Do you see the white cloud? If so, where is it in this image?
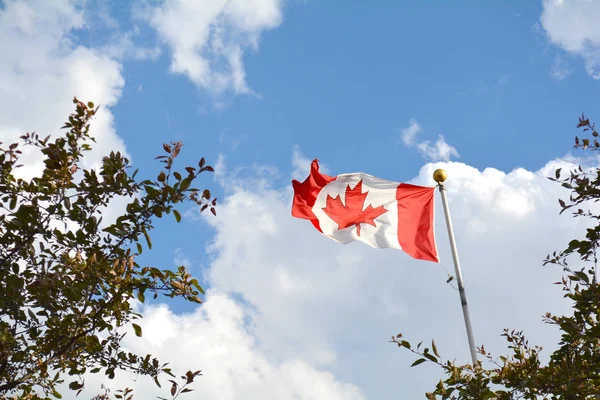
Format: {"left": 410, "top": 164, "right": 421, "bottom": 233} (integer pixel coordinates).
{"left": 541, "top": 0, "right": 600, "bottom": 78}
{"left": 0, "top": 0, "right": 128, "bottom": 180}
{"left": 173, "top": 248, "right": 192, "bottom": 268}
{"left": 76, "top": 291, "right": 366, "bottom": 400}
{"left": 99, "top": 34, "right": 162, "bottom": 62}
{"left": 57, "top": 150, "right": 595, "bottom": 399}
{"left": 400, "top": 119, "right": 421, "bottom": 146}
{"left": 137, "top": 0, "right": 283, "bottom": 95}
{"left": 550, "top": 54, "right": 571, "bottom": 80}
{"left": 192, "top": 153, "right": 586, "bottom": 398}
{"left": 417, "top": 135, "right": 460, "bottom": 161}
{"left": 400, "top": 119, "right": 460, "bottom": 161}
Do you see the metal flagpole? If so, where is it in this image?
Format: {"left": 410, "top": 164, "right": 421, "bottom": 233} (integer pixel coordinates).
{"left": 433, "top": 169, "right": 478, "bottom": 365}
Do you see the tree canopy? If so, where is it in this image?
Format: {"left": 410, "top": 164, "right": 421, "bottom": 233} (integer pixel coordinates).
{"left": 0, "top": 98, "right": 213, "bottom": 399}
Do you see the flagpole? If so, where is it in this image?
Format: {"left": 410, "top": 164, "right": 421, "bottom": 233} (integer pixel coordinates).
{"left": 433, "top": 169, "right": 478, "bottom": 365}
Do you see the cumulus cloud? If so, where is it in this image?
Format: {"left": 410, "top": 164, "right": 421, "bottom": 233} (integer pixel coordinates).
{"left": 0, "top": 0, "right": 128, "bottom": 180}
{"left": 170, "top": 152, "right": 587, "bottom": 398}
{"left": 137, "top": 0, "right": 283, "bottom": 95}
{"left": 400, "top": 119, "right": 460, "bottom": 161}
{"left": 541, "top": 0, "right": 600, "bottom": 78}
{"left": 77, "top": 291, "right": 366, "bottom": 400}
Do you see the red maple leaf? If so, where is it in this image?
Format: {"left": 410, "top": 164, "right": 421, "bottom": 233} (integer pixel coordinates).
{"left": 322, "top": 180, "right": 388, "bottom": 236}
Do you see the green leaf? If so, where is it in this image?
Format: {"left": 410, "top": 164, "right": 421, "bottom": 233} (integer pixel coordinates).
{"left": 410, "top": 358, "right": 426, "bottom": 367}
{"left": 189, "top": 279, "right": 205, "bottom": 295}
{"left": 173, "top": 209, "right": 181, "bottom": 223}
{"left": 68, "top": 381, "right": 83, "bottom": 390}
{"left": 432, "top": 340, "right": 439, "bottom": 357}
{"left": 143, "top": 230, "right": 152, "bottom": 250}
{"left": 180, "top": 178, "right": 191, "bottom": 191}
{"left": 137, "top": 290, "right": 145, "bottom": 303}
{"left": 137, "top": 242, "right": 143, "bottom": 255}
{"left": 132, "top": 323, "right": 142, "bottom": 337}
{"left": 27, "top": 308, "right": 38, "bottom": 322}
{"left": 145, "top": 185, "right": 158, "bottom": 197}
{"left": 52, "top": 388, "right": 62, "bottom": 398}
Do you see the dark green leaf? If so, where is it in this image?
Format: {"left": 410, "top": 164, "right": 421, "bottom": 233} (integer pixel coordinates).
{"left": 180, "top": 178, "right": 191, "bottom": 191}
{"left": 143, "top": 230, "right": 152, "bottom": 250}
{"left": 132, "top": 323, "right": 142, "bottom": 337}
{"left": 411, "top": 358, "right": 426, "bottom": 367}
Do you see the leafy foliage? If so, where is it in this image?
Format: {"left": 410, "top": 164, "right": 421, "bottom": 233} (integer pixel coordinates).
{"left": 0, "top": 98, "right": 215, "bottom": 398}
{"left": 391, "top": 114, "right": 600, "bottom": 399}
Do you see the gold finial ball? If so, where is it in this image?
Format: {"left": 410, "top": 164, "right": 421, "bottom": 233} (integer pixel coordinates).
{"left": 433, "top": 169, "right": 448, "bottom": 183}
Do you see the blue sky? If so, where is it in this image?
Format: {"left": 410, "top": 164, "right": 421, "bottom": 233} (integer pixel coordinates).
{"left": 108, "top": 0, "right": 592, "bottom": 176}
{"left": 105, "top": 0, "right": 598, "bottom": 300}
{"left": 3, "top": 0, "right": 600, "bottom": 398}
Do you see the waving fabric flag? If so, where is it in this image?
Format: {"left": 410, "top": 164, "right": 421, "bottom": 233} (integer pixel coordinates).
{"left": 292, "top": 159, "right": 439, "bottom": 262}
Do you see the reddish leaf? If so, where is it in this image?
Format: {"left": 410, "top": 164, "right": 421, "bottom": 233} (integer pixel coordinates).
{"left": 322, "top": 180, "right": 387, "bottom": 236}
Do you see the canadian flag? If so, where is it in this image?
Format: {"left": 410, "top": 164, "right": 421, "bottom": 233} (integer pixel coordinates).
{"left": 292, "top": 160, "right": 439, "bottom": 262}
